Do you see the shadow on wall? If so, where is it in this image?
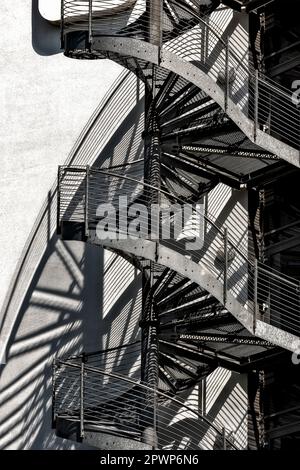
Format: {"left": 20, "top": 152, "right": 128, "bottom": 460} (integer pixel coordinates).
{"left": 0, "top": 72, "right": 143, "bottom": 448}
{"left": 0, "top": 235, "right": 141, "bottom": 449}
{"left": 157, "top": 376, "right": 247, "bottom": 450}
{"left": 32, "top": 0, "right": 61, "bottom": 55}
{"left": 0, "top": 70, "right": 143, "bottom": 365}
{"left": 0, "top": 237, "right": 102, "bottom": 449}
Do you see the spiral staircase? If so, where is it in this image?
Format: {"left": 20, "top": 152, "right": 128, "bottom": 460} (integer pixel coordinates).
{"left": 52, "top": 0, "right": 300, "bottom": 450}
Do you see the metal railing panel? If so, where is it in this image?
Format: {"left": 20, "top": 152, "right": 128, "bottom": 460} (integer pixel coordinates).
{"left": 61, "top": 0, "right": 300, "bottom": 152}
{"left": 57, "top": 165, "right": 300, "bottom": 340}
{"left": 53, "top": 356, "right": 237, "bottom": 449}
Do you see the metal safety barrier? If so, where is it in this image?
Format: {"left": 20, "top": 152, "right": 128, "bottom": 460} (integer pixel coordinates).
{"left": 53, "top": 350, "right": 237, "bottom": 449}
{"left": 61, "top": 0, "right": 300, "bottom": 153}
{"left": 57, "top": 165, "right": 300, "bottom": 344}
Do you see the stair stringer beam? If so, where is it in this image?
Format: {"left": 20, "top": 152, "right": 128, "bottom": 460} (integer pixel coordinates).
{"left": 89, "top": 233, "right": 300, "bottom": 353}
{"left": 94, "top": 36, "right": 300, "bottom": 167}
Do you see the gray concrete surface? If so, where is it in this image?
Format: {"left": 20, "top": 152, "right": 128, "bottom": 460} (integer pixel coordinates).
{"left": 0, "top": 0, "right": 121, "bottom": 318}
{"left": 0, "top": 240, "right": 141, "bottom": 449}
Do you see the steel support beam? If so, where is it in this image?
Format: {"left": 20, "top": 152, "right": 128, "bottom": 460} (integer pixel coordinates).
{"left": 148, "top": 0, "right": 163, "bottom": 48}
{"left": 91, "top": 236, "right": 300, "bottom": 353}
{"left": 70, "top": 32, "right": 300, "bottom": 166}
{"left": 141, "top": 41, "right": 162, "bottom": 446}
{"left": 178, "top": 333, "right": 273, "bottom": 347}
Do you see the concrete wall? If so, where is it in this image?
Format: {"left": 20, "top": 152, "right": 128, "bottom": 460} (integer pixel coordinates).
{"left": 157, "top": 370, "right": 247, "bottom": 450}
{"left": 0, "top": 0, "right": 121, "bottom": 322}
{"left": 0, "top": 0, "right": 128, "bottom": 449}
{"left": 0, "top": 240, "right": 140, "bottom": 449}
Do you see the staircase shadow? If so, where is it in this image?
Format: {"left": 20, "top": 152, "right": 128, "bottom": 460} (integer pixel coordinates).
{"left": 0, "top": 72, "right": 144, "bottom": 449}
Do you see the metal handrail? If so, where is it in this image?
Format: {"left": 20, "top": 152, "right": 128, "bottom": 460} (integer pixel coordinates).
{"left": 69, "top": 339, "right": 141, "bottom": 360}
{"left": 57, "top": 165, "right": 300, "bottom": 341}
{"left": 53, "top": 357, "right": 237, "bottom": 449}
{"left": 58, "top": 163, "right": 248, "bottom": 258}
{"left": 58, "top": 164, "right": 247, "bottom": 301}
{"left": 85, "top": 166, "right": 228, "bottom": 236}
{"left": 61, "top": 0, "right": 300, "bottom": 151}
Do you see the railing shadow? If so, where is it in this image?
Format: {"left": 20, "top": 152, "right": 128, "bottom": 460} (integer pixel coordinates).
{"left": 0, "top": 71, "right": 144, "bottom": 449}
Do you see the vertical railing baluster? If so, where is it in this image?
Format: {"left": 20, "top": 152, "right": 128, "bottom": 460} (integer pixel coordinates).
{"left": 269, "top": 86, "right": 272, "bottom": 135}
{"left": 225, "top": 38, "right": 230, "bottom": 112}
{"left": 199, "top": 377, "right": 206, "bottom": 417}
{"left": 254, "top": 259, "right": 258, "bottom": 333}
{"left": 254, "top": 70, "right": 259, "bottom": 141}
{"left": 222, "top": 427, "right": 227, "bottom": 450}
{"left": 57, "top": 166, "right": 62, "bottom": 235}
{"left": 52, "top": 358, "right": 57, "bottom": 429}
{"left": 223, "top": 228, "right": 228, "bottom": 306}
{"left": 80, "top": 356, "right": 85, "bottom": 439}
{"left": 88, "top": 0, "right": 93, "bottom": 49}
{"left": 153, "top": 383, "right": 158, "bottom": 450}
{"left": 85, "top": 166, "right": 90, "bottom": 238}
{"left": 60, "top": 0, "right": 65, "bottom": 49}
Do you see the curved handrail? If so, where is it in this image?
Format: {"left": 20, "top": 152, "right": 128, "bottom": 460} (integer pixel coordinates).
{"left": 90, "top": 166, "right": 231, "bottom": 240}
{"left": 61, "top": 0, "right": 300, "bottom": 159}
{"left": 58, "top": 165, "right": 300, "bottom": 347}
{"left": 59, "top": 340, "right": 142, "bottom": 378}
{"left": 59, "top": 163, "right": 256, "bottom": 264}
{"left": 170, "top": 0, "right": 248, "bottom": 73}
{"left": 61, "top": 0, "right": 247, "bottom": 97}
{"left": 53, "top": 357, "right": 238, "bottom": 449}
{"left": 162, "top": 0, "right": 299, "bottom": 152}
{"left": 66, "top": 339, "right": 141, "bottom": 360}
{"left": 63, "top": 0, "right": 138, "bottom": 24}
{"left": 62, "top": 0, "right": 225, "bottom": 48}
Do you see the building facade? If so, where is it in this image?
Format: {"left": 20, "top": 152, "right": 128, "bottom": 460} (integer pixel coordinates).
{"left": 1, "top": 0, "right": 300, "bottom": 450}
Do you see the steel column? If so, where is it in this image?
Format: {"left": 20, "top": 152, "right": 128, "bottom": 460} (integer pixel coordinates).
{"left": 80, "top": 356, "right": 85, "bottom": 439}
{"left": 141, "top": 61, "right": 161, "bottom": 449}
{"left": 254, "top": 70, "right": 259, "bottom": 141}
{"left": 88, "top": 0, "right": 93, "bottom": 48}
{"left": 148, "top": 0, "right": 163, "bottom": 48}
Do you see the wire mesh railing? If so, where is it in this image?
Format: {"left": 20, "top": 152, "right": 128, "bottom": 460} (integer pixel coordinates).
{"left": 62, "top": 341, "right": 142, "bottom": 376}
{"left": 57, "top": 165, "right": 300, "bottom": 343}
{"left": 61, "top": 0, "right": 300, "bottom": 151}
{"left": 254, "top": 263, "right": 300, "bottom": 335}
{"left": 62, "top": 0, "right": 200, "bottom": 44}
{"left": 53, "top": 355, "right": 237, "bottom": 449}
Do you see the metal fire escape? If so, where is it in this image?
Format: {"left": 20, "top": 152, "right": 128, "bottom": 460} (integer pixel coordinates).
{"left": 52, "top": 0, "right": 300, "bottom": 450}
